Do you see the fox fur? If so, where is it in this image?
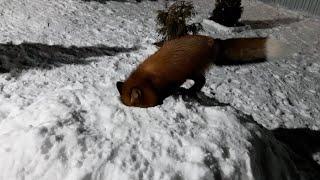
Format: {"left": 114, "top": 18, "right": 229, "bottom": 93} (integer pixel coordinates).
{"left": 117, "top": 35, "right": 285, "bottom": 107}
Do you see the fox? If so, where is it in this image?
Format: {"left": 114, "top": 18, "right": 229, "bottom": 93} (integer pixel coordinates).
{"left": 116, "top": 35, "right": 286, "bottom": 107}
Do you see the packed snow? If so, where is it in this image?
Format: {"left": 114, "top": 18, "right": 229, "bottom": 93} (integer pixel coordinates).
{"left": 0, "top": 0, "right": 320, "bottom": 180}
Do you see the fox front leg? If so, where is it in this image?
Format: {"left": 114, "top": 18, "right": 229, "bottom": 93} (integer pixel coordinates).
{"left": 188, "top": 73, "right": 206, "bottom": 94}
{"left": 175, "top": 73, "right": 206, "bottom": 96}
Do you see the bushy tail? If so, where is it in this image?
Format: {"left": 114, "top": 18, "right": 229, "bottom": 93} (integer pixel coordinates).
{"left": 215, "top": 37, "right": 290, "bottom": 65}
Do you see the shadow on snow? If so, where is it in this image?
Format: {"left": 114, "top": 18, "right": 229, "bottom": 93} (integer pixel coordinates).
{"left": 241, "top": 17, "right": 301, "bottom": 30}
{"left": 0, "top": 42, "right": 137, "bottom": 74}
{"left": 81, "top": 0, "right": 157, "bottom": 3}
{"left": 272, "top": 128, "right": 320, "bottom": 173}
{"left": 81, "top": 0, "right": 136, "bottom": 3}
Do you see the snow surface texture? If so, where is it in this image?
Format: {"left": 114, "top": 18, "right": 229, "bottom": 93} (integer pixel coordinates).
{"left": 0, "top": 0, "right": 320, "bottom": 180}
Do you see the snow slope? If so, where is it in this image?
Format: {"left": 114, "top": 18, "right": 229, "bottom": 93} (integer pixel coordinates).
{"left": 0, "top": 0, "right": 320, "bottom": 180}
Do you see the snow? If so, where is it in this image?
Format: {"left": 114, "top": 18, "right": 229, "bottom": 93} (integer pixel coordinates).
{"left": 202, "top": 19, "right": 251, "bottom": 33}
{"left": 0, "top": 0, "right": 320, "bottom": 180}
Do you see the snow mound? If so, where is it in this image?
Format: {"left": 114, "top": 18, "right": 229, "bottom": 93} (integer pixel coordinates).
{"left": 202, "top": 19, "right": 251, "bottom": 34}
{"left": 0, "top": 95, "right": 307, "bottom": 180}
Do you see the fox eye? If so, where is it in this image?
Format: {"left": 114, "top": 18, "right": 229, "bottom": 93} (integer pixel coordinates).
{"left": 130, "top": 88, "right": 142, "bottom": 104}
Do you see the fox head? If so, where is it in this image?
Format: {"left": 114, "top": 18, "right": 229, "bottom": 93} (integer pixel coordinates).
{"left": 116, "top": 80, "right": 159, "bottom": 108}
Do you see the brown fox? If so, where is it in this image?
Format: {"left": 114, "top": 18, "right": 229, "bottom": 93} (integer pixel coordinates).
{"left": 117, "top": 35, "right": 285, "bottom": 107}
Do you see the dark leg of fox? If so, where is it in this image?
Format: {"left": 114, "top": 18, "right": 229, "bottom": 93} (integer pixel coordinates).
{"left": 188, "top": 73, "right": 206, "bottom": 94}
{"left": 176, "top": 73, "right": 206, "bottom": 96}
{"left": 160, "top": 82, "right": 185, "bottom": 99}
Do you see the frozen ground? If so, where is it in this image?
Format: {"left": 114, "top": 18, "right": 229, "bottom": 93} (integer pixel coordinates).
{"left": 0, "top": 0, "right": 320, "bottom": 179}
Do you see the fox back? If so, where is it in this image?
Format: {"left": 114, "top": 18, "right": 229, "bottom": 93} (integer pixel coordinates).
{"left": 140, "top": 35, "right": 218, "bottom": 82}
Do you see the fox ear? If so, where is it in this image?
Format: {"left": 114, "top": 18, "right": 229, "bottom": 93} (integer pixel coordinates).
{"left": 116, "top": 81, "right": 124, "bottom": 94}
{"left": 130, "top": 88, "right": 142, "bottom": 103}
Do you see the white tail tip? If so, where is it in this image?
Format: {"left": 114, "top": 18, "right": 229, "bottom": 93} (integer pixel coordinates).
{"left": 266, "top": 38, "right": 293, "bottom": 59}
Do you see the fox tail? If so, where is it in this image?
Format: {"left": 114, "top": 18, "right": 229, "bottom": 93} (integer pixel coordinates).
{"left": 215, "top": 37, "right": 291, "bottom": 65}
